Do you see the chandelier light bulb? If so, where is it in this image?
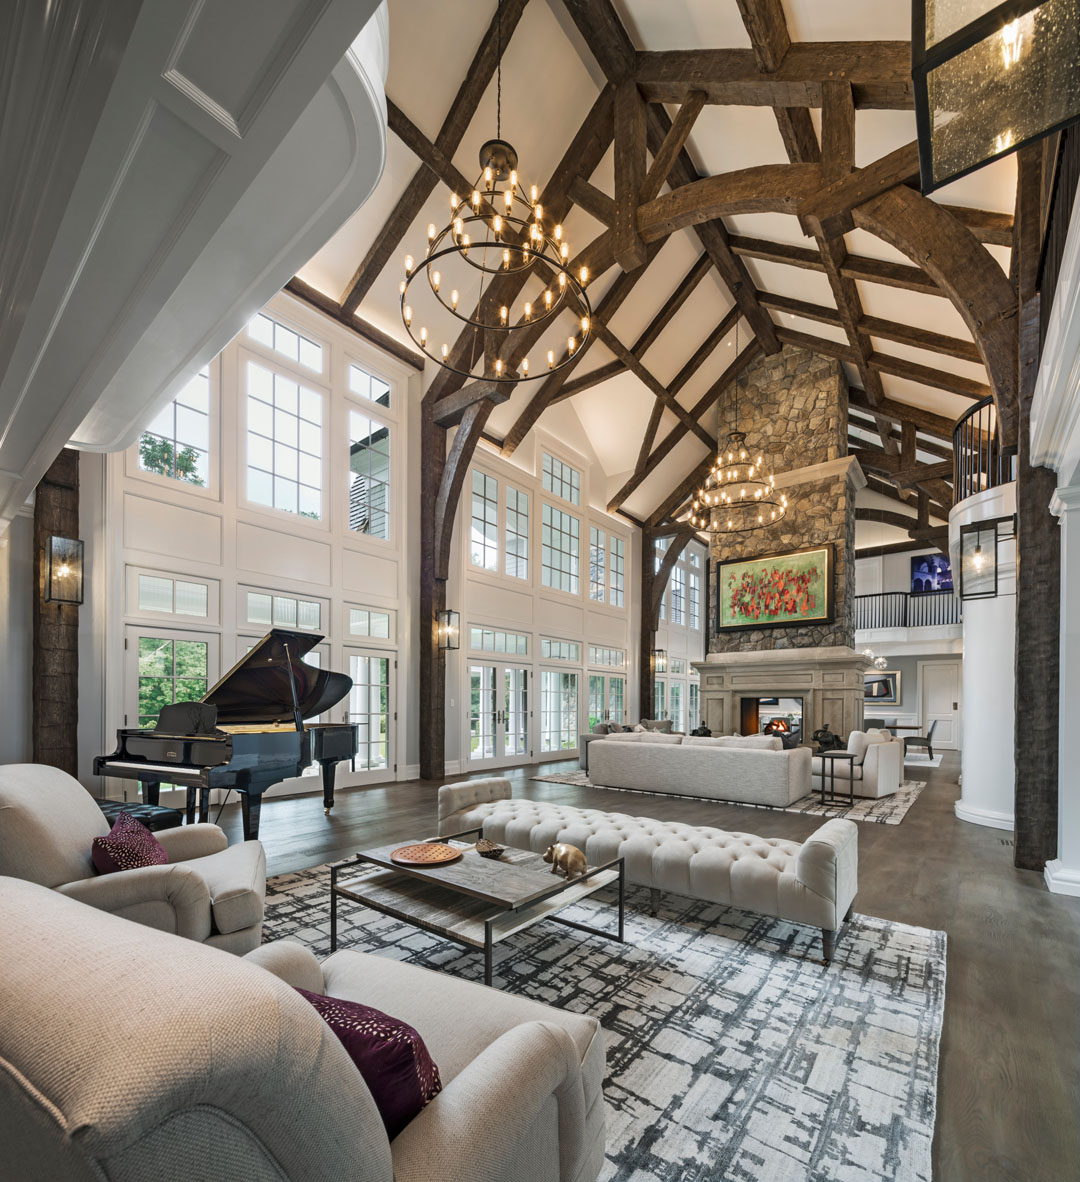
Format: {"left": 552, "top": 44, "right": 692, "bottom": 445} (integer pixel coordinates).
{"left": 547, "top": 350, "right": 555, "bottom": 369}
{"left": 504, "top": 188, "right": 513, "bottom": 211}
{"left": 441, "top": 343, "right": 449, "bottom": 360}
{"left": 561, "top": 242, "right": 569, "bottom": 260}
{"left": 500, "top": 306, "right": 509, "bottom": 324}
{"left": 451, "top": 289, "right": 459, "bottom": 310}
{"left": 544, "top": 290, "right": 552, "bottom": 308}
{"left": 493, "top": 214, "right": 502, "bottom": 236}
{"left": 558, "top": 271, "right": 567, "bottom": 288}
{"left": 534, "top": 203, "right": 543, "bottom": 221}
{"left": 427, "top": 223, "right": 436, "bottom": 241}
{"left": 554, "top": 224, "right": 562, "bottom": 241}
{"left": 484, "top": 166, "right": 493, "bottom": 187}
{"left": 522, "top": 357, "right": 529, "bottom": 375}
{"left": 579, "top": 266, "right": 589, "bottom": 284}
{"left": 451, "top": 193, "right": 459, "bottom": 210}
{"left": 531, "top": 184, "right": 538, "bottom": 203}
{"left": 580, "top": 316, "right": 589, "bottom": 333}
{"left": 404, "top": 254, "right": 414, "bottom": 274}
{"left": 568, "top": 336, "right": 576, "bottom": 354}
{"left": 509, "top": 170, "right": 517, "bottom": 187}
{"left": 495, "top": 358, "right": 503, "bottom": 375}
{"left": 403, "top": 305, "right": 413, "bottom": 325}
{"left": 472, "top": 190, "right": 481, "bottom": 209}
{"left": 419, "top": 326, "right": 428, "bottom": 345}
{"left": 461, "top": 234, "right": 470, "bottom": 255}
{"left": 431, "top": 270, "right": 441, "bottom": 292}
{"left": 398, "top": 280, "right": 406, "bottom": 295}
{"left": 502, "top": 248, "right": 511, "bottom": 268}
{"left": 524, "top": 302, "right": 532, "bottom": 319}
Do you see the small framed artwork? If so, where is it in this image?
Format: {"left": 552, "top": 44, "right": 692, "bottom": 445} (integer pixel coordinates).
{"left": 864, "top": 670, "right": 901, "bottom": 704}
{"left": 715, "top": 544, "right": 834, "bottom": 632}
{"left": 910, "top": 553, "right": 952, "bottom": 594}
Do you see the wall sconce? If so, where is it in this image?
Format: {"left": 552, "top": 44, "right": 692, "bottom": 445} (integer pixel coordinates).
{"left": 44, "top": 536, "right": 84, "bottom": 605}
{"left": 959, "top": 516, "right": 1015, "bottom": 599}
{"left": 436, "top": 608, "right": 460, "bottom": 650}
{"left": 913, "top": 2, "right": 1080, "bottom": 193}
{"left": 653, "top": 649, "right": 667, "bottom": 674}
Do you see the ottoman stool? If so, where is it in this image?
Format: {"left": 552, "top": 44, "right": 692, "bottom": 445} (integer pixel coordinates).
{"left": 95, "top": 799, "right": 183, "bottom": 832}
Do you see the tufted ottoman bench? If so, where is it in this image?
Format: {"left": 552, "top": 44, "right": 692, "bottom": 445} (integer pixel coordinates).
{"left": 439, "top": 777, "right": 858, "bottom": 963}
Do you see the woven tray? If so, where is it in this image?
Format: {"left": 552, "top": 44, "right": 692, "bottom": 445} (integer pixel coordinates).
{"left": 390, "top": 842, "right": 463, "bottom": 866}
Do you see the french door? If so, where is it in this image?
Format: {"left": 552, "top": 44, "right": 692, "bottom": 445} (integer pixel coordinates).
{"left": 346, "top": 648, "right": 394, "bottom": 782}
{"left": 468, "top": 664, "right": 530, "bottom": 767}
{"left": 588, "top": 674, "right": 627, "bottom": 727}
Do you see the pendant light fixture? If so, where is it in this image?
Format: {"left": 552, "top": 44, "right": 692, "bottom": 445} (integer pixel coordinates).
{"left": 689, "top": 297, "right": 788, "bottom": 534}
{"left": 398, "top": 0, "right": 591, "bottom": 383}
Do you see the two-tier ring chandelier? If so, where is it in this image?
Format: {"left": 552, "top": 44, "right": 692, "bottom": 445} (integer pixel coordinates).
{"left": 689, "top": 297, "right": 789, "bottom": 534}
{"left": 399, "top": 0, "right": 591, "bottom": 384}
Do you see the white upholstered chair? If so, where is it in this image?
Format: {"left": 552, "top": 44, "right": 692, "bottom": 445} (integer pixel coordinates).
{"left": 0, "top": 764, "right": 265, "bottom": 953}
{"left": 0, "top": 878, "right": 605, "bottom": 1182}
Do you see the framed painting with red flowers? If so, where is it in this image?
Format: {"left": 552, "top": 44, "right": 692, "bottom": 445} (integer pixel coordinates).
{"left": 715, "top": 544, "right": 834, "bottom": 631}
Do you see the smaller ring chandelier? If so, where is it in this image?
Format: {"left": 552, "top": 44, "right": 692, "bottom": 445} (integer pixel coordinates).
{"left": 398, "top": 1, "right": 590, "bottom": 383}
{"left": 689, "top": 306, "right": 788, "bottom": 534}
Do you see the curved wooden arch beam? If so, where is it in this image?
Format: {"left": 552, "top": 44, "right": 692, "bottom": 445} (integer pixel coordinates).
{"left": 433, "top": 399, "right": 495, "bottom": 582}
{"left": 852, "top": 187, "right": 1018, "bottom": 445}
{"left": 636, "top": 165, "right": 822, "bottom": 242}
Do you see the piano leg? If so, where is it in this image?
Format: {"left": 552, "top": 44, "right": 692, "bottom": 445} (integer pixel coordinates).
{"left": 185, "top": 786, "right": 196, "bottom": 825}
{"left": 319, "top": 758, "right": 338, "bottom": 814}
{"left": 239, "top": 792, "right": 262, "bottom": 842}
{"left": 142, "top": 781, "right": 160, "bottom": 807}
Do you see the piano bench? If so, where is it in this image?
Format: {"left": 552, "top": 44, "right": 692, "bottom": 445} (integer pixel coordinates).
{"left": 95, "top": 799, "right": 184, "bottom": 833}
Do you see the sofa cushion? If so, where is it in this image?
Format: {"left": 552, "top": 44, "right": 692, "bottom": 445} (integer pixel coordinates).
{"left": 296, "top": 988, "right": 442, "bottom": 1140}
{"left": 91, "top": 812, "right": 169, "bottom": 875}
{"left": 681, "top": 735, "right": 729, "bottom": 747}
{"left": 715, "top": 735, "right": 784, "bottom": 751}
{"left": 846, "top": 731, "right": 872, "bottom": 764}
{"left": 640, "top": 718, "right": 673, "bottom": 732}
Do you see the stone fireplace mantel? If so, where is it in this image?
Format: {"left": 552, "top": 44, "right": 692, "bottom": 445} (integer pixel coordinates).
{"left": 692, "top": 647, "right": 872, "bottom": 743}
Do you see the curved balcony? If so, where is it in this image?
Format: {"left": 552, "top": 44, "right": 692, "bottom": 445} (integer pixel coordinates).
{"left": 953, "top": 396, "right": 1017, "bottom": 505}
{"left": 854, "top": 590, "right": 961, "bottom": 630}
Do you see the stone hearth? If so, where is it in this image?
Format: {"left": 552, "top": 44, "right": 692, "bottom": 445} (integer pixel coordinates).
{"left": 692, "top": 647, "right": 872, "bottom": 744}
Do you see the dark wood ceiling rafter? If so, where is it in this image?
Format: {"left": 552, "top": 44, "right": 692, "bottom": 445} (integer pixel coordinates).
{"left": 340, "top": 0, "right": 531, "bottom": 316}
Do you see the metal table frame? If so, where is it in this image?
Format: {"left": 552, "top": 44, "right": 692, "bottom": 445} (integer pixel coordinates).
{"left": 818, "top": 750, "right": 856, "bottom": 807}
{"left": 330, "top": 827, "right": 625, "bottom": 987}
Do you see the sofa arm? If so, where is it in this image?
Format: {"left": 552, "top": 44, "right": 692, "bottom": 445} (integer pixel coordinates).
{"left": 244, "top": 940, "right": 325, "bottom": 993}
{"left": 55, "top": 863, "right": 212, "bottom": 941}
{"left": 863, "top": 739, "right": 902, "bottom": 793}
{"left": 391, "top": 1020, "right": 588, "bottom": 1182}
{"left": 154, "top": 822, "right": 228, "bottom": 862}
{"left": 795, "top": 818, "right": 859, "bottom": 928}
{"left": 437, "top": 777, "right": 512, "bottom": 828}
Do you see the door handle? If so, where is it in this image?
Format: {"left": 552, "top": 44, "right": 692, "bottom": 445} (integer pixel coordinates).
{"left": 952, "top": 702, "right": 958, "bottom": 710}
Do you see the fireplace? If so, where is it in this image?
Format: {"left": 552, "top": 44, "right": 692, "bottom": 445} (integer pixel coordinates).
{"left": 740, "top": 697, "right": 804, "bottom": 747}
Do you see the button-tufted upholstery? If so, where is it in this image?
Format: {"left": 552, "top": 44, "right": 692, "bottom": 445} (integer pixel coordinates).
{"left": 439, "top": 778, "right": 858, "bottom": 962}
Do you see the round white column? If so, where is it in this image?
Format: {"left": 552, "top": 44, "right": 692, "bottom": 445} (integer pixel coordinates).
{"left": 950, "top": 483, "right": 1017, "bottom": 829}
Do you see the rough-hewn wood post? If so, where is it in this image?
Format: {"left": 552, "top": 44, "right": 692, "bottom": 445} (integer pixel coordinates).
{"left": 33, "top": 449, "right": 80, "bottom": 774}
{"left": 638, "top": 530, "right": 656, "bottom": 721}
{"left": 419, "top": 404, "right": 447, "bottom": 782}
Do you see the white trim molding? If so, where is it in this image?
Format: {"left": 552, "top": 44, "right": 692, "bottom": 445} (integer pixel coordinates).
{"left": 1044, "top": 859, "right": 1080, "bottom": 897}
{"left": 954, "top": 801, "right": 1014, "bottom": 831}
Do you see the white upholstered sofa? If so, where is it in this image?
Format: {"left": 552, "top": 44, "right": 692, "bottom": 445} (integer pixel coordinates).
{"left": 0, "top": 877, "right": 605, "bottom": 1182}
{"left": 0, "top": 764, "right": 265, "bottom": 953}
{"left": 587, "top": 732, "right": 813, "bottom": 807}
{"left": 439, "top": 778, "right": 858, "bottom": 962}
{"left": 811, "top": 730, "right": 902, "bottom": 799}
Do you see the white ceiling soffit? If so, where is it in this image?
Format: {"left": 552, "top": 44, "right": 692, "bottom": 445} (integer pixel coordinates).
{"left": 0, "top": 0, "right": 388, "bottom": 531}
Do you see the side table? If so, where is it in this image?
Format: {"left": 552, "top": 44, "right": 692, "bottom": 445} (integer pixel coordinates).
{"left": 818, "top": 750, "right": 856, "bottom": 807}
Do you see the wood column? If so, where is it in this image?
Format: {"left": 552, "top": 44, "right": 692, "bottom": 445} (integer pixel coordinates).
{"left": 32, "top": 449, "right": 80, "bottom": 774}
{"left": 419, "top": 404, "right": 447, "bottom": 782}
{"left": 638, "top": 530, "right": 657, "bottom": 720}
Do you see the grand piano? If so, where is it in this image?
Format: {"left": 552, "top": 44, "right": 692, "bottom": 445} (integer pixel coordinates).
{"left": 94, "top": 629, "right": 359, "bottom": 840}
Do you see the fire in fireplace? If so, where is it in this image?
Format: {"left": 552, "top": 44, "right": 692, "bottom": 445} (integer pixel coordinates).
{"left": 740, "top": 697, "right": 804, "bottom": 746}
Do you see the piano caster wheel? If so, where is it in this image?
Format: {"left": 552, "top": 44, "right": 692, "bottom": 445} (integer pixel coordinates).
{"left": 324, "top": 807, "right": 332, "bottom": 815}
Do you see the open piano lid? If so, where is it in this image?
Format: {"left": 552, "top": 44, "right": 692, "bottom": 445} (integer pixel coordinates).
{"left": 202, "top": 628, "right": 352, "bottom": 725}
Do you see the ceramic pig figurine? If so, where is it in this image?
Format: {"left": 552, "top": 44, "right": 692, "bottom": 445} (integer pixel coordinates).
{"left": 542, "top": 842, "right": 588, "bottom": 879}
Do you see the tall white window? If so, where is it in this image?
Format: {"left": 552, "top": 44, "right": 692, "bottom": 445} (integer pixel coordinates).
{"left": 542, "top": 503, "right": 580, "bottom": 594}
{"left": 138, "top": 367, "right": 210, "bottom": 486}
{"left": 589, "top": 526, "right": 606, "bottom": 601}
{"left": 505, "top": 486, "right": 529, "bottom": 579}
{"left": 246, "top": 361, "right": 323, "bottom": 518}
{"left": 671, "top": 566, "right": 686, "bottom": 625}
{"left": 689, "top": 571, "right": 701, "bottom": 630}
{"left": 541, "top": 670, "right": 578, "bottom": 751}
{"left": 348, "top": 410, "right": 390, "bottom": 539}
{"left": 542, "top": 453, "right": 580, "bottom": 505}
{"left": 470, "top": 471, "right": 498, "bottom": 570}
{"left": 654, "top": 679, "right": 666, "bottom": 720}
{"left": 348, "top": 361, "right": 391, "bottom": 408}
{"left": 609, "top": 536, "right": 625, "bottom": 607}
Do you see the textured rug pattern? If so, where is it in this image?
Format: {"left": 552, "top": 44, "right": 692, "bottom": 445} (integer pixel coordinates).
{"left": 264, "top": 867, "right": 945, "bottom": 1182}
{"left": 531, "top": 771, "right": 928, "bottom": 825}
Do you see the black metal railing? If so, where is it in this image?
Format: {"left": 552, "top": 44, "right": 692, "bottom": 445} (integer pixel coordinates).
{"left": 854, "top": 590, "right": 961, "bottom": 630}
{"left": 953, "top": 395, "right": 1016, "bottom": 504}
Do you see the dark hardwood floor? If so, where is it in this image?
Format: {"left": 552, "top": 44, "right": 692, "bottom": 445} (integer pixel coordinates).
{"left": 215, "top": 751, "right": 1080, "bottom": 1181}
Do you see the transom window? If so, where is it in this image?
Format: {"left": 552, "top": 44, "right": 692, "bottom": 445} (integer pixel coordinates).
{"left": 541, "top": 637, "right": 580, "bottom": 662}
{"left": 541, "top": 503, "right": 580, "bottom": 594}
{"left": 348, "top": 361, "right": 391, "bottom": 407}
{"left": 348, "top": 410, "right": 391, "bottom": 539}
{"left": 248, "top": 312, "right": 323, "bottom": 372}
{"left": 138, "top": 367, "right": 210, "bottom": 487}
{"left": 470, "top": 627, "right": 528, "bottom": 654}
{"left": 505, "top": 486, "right": 529, "bottom": 580}
{"left": 246, "top": 361, "right": 323, "bottom": 518}
{"left": 542, "top": 453, "right": 580, "bottom": 505}
{"left": 670, "top": 657, "right": 687, "bottom": 675}
{"left": 609, "top": 536, "right": 625, "bottom": 607}
{"left": 589, "top": 527, "right": 606, "bottom": 602}
{"left": 470, "top": 471, "right": 498, "bottom": 570}
{"left": 137, "top": 574, "right": 209, "bottom": 619}
{"left": 348, "top": 607, "right": 392, "bottom": 640}
{"left": 589, "top": 645, "right": 625, "bottom": 667}
{"left": 244, "top": 588, "right": 322, "bottom": 632}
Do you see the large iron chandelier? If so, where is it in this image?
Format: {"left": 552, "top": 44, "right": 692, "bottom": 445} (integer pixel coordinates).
{"left": 399, "top": 1, "right": 591, "bottom": 383}
{"left": 689, "top": 306, "right": 788, "bottom": 534}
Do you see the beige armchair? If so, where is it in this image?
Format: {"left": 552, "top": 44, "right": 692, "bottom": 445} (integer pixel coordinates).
{"left": 0, "top": 879, "right": 606, "bottom": 1182}
{"left": 0, "top": 764, "right": 264, "bottom": 953}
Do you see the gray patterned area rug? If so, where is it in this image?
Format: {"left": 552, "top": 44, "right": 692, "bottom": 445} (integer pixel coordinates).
{"left": 264, "top": 867, "right": 945, "bottom": 1182}
{"left": 532, "top": 771, "right": 928, "bottom": 825}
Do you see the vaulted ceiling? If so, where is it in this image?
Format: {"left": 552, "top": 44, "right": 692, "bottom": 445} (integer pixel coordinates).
{"left": 295, "top": 0, "right": 1019, "bottom": 554}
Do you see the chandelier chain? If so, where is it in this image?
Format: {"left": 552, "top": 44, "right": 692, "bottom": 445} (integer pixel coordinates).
{"left": 496, "top": 0, "right": 502, "bottom": 141}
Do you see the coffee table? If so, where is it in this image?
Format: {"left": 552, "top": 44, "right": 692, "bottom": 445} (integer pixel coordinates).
{"left": 330, "top": 828, "right": 625, "bottom": 987}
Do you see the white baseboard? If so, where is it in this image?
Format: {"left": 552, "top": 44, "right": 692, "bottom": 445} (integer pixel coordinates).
{"left": 444, "top": 760, "right": 462, "bottom": 775}
{"left": 1044, "top": 858, "right": 1080, "bottom": 897}
{"left": 954, "top": 800, "right": 1015, "bottom": 830}
{"left": 400, "top": 763, "right": 420, "bottom": 781}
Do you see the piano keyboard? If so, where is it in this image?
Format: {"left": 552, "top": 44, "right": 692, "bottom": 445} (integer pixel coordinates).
{"left": 99, "top": 760, "right": 202, "bottom": 778}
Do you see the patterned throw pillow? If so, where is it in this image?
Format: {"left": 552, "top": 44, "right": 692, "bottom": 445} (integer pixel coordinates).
{"left": 296, "top": 989, "right": 442, "bottom": 1139}
{"left": 91, "top": 811, "right": 169, "bottom": 875}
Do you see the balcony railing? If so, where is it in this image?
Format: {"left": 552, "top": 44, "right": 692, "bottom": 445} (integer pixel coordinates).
{"left": 854, "top": 590, "right": 961, "bottom": 630}
{"left": 953, "top": 395, "right": 1017, "bottom": 505}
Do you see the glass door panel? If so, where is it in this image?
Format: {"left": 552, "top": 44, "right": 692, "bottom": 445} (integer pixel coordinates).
{"left": 469, "top": 665, "right": 497, "bottom": 760}
{"left": 540, "top": 670, "right": 578, "bottom": 753}
{"left": 669, "top": 681, "right": 684, "bottom": 732}
{"left": 347, "top": 650, "right": 392, "bottom": 781}
{"left": 503, "top": 666, "right": 529, "bottom": 758}
{"left": 588, "top": 675, "right": 606, "bottom": 729}
{"left": 608, "top": 676, "right": 625, "bottom": 725}
{"left": 469, "top": 665, "right": 530, "bottom": 767}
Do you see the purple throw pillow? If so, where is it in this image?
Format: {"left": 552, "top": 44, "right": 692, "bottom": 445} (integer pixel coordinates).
{"left": 296, "top": 988, "right": 442, "bottom": 1138}
{"left": 91, "top": 811, "right": 169, "bottom": 875}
